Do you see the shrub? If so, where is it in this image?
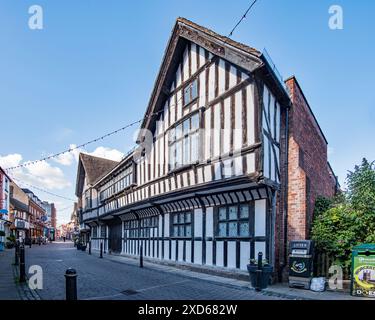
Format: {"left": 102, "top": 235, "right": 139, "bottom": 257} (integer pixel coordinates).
{"left": 311, "top": 158, "right": 375, "bottom": 268}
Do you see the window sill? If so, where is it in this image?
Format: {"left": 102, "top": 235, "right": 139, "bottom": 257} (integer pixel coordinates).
{"left": 170, "top": 237, "right": 193, "bottom": 240}
{"left": 214, "top": 236, "right": 252, "bottom": 241}
{"left": 168, "top": 163, "right": 196, "bottom": 175}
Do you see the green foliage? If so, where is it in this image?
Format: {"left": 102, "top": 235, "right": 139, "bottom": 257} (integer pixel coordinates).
{"left": 347, "top": 158, "right": 375, "bottom": 212}
{"left": 313, "top": 196, "right": 333, "bottom": 217}
{"left": 311, "top": 158, "right": 375, "bottom": 267}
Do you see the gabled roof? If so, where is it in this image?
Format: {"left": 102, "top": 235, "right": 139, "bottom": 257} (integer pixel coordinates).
{"left": 137, "top": 17, "right": 268, "bottom": 140}
{"left": 75, "top": 153, "right": 119, "bottom": 197}
{"left": 177, "top": 17, "right": 262, "bottom": 57}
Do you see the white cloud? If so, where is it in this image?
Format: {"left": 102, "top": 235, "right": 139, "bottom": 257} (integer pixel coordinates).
{"left": 53, "top": 144, "right": 124, "bottom": 166}
{"left": 26, "top": 161, "right": 71, "bottom": 189}
{"left": 53, "top": 144, "right": 81, "bottom": 166}
{"left": 0, "top": 154, "right": 71, "bottom": 190}
{"left": 89, "top": 146, "right": 124, "bottom": 162}
{"left": 0, "top": 153, "right": 23, "bottom": 169}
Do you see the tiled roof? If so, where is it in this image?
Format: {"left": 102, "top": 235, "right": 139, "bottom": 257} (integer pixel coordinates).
{"left": 79, "top": 153, "right": 119, "bottom": 185}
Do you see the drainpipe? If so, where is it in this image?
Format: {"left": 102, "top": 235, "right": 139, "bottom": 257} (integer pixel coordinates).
{"left": 280, "top": 106, "right": 290, "bottom": 281}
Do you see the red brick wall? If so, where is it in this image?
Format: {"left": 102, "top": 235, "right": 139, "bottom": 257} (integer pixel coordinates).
{"left": 285, "top": 77, "right": 336, "bottom": 242}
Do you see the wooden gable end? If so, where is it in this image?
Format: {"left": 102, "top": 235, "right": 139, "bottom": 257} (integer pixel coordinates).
{"left": 135, "top": 34, "right": 263, "bottom": 190}
{"left": 138, "top": 18, "right": 264, "bottom": 140}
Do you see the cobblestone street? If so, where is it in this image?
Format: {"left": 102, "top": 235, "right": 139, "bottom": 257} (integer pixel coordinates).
{"left": 22, "top": 241, "right": 287, "bottom": 300}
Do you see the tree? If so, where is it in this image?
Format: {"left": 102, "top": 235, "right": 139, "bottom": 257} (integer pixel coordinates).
{"left": 311, "top": 158, "right": 375, "bottom": 268}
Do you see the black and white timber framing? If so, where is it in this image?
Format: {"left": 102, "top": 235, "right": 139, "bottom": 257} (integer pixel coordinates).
{"left": 75, "top": 18, "right": 290, "bottom": 273}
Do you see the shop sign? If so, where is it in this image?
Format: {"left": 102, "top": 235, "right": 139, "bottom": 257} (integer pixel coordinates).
{"left": 352, "top": 245, "right": 375, "bottom": 298}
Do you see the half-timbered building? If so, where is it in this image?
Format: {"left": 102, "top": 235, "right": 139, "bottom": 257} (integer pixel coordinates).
{"left": 76, "top": 18, "right": 337, "bottom": 279}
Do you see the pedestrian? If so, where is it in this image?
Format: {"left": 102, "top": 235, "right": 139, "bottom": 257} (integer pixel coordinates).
{"left": 63, "top": 236, "right": 66, "bottom": 242}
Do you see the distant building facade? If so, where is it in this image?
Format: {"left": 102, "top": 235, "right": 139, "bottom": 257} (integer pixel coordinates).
{"left": 23, "top": 189, "right": 47, "bottom": 243}
{"left": 42, "top": 201, "right": 57, "bottom": 240}
{"left": 0, "top": 167, "right": 11, "bottom": 250}
{"left": 9, "top": 181, "right": 31, "bottom": 241}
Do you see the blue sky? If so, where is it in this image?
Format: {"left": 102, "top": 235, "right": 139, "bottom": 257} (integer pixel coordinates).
{"left": 0, "top": 0, "right": 374, "bottom": 224}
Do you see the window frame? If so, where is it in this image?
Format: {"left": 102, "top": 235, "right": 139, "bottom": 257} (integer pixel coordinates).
{"left": 124, "top": 220, "right": 139, "bottom": 239}
{"left": 99, "top": 165, "right": 134, "bottom": 202}
{"left": 92, "top": 226, "right": 98, "bottom": 238}
{"left": 139, "top": 216, "right": 158, "bottom": 239}
{"left": 170, "top": 211, "right": 193, "bottom": 239}
{"left": 183, "top": 79, "right": 198, "bottom": 107}
{"left": 84, "top": 189, "right": 91, "bottom": 210}
{"left": 215, "top": 203, "right": 252, "bottom": 239}
{"left": 168, "top": 112, "right": 201, "bottom": 172}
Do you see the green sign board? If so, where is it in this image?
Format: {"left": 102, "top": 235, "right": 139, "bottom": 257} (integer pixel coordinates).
{"left": 351, "top": 244, "right": 375, "bottom": 298}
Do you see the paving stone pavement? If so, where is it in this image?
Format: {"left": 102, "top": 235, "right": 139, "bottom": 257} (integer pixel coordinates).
{"left": 0, "top": 247, "right": 42, "bottom": 300}
{"left": 23, "top": 241, "right": 290, "bottom": 300}
{"left": 0, "top": 248, "right": 20, "bottom": 300}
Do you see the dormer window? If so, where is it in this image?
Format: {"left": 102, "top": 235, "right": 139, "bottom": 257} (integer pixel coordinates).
{"left": 183, "top": 79, "right": 198, "bottom": 107}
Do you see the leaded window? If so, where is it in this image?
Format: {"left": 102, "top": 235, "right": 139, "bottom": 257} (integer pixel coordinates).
{"left": 216, "top": 204, "right": 251, "bottom": 238}
{"left": 92, "top": 226, "right": 98, "bottom": 238}
{"left": 171, "top": 212, "right": 192, "bottom": 238}
{"left": 168, "top": 113, "right": 200, "bottom": 170}
{"left": 100, "top": 165, "right": 134, "bottom": 201}
{"left": 139, "top": 216, "right": 158, "bottom": 238}
{"left": 84, "top": 190, "right": 91, "bottom": 210}
{"left": 124, "top": 220, "right": 139, "bottom": 238}
{"left": 183, "top": 79, "right": 198, "bottom": 106}
{"left": 100, "top": 226, "right": 106, "bottom": 238}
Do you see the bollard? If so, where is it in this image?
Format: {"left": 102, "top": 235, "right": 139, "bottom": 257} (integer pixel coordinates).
{"left": 140, "top": 244, "right": 143, "bottom": 268}
{"left": 14, "top": 242, "right": 19, "bottom": 266}
{"left": 88, "top": 241, "right": 91, "bottom": 255}
{"left": 65, "top": 268, "right": 77, "bottom": 300}
{"left": 255, "top": 252, "right": 263, "bottom": 291}
{"left": 100, "top": 242, "right": 103, "bottom": 259}
{"left": 19, "top": 245, "right": 26, "bottom": 283}
{"left": 29, "top": 239, "right": 32, "bottom": 248}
